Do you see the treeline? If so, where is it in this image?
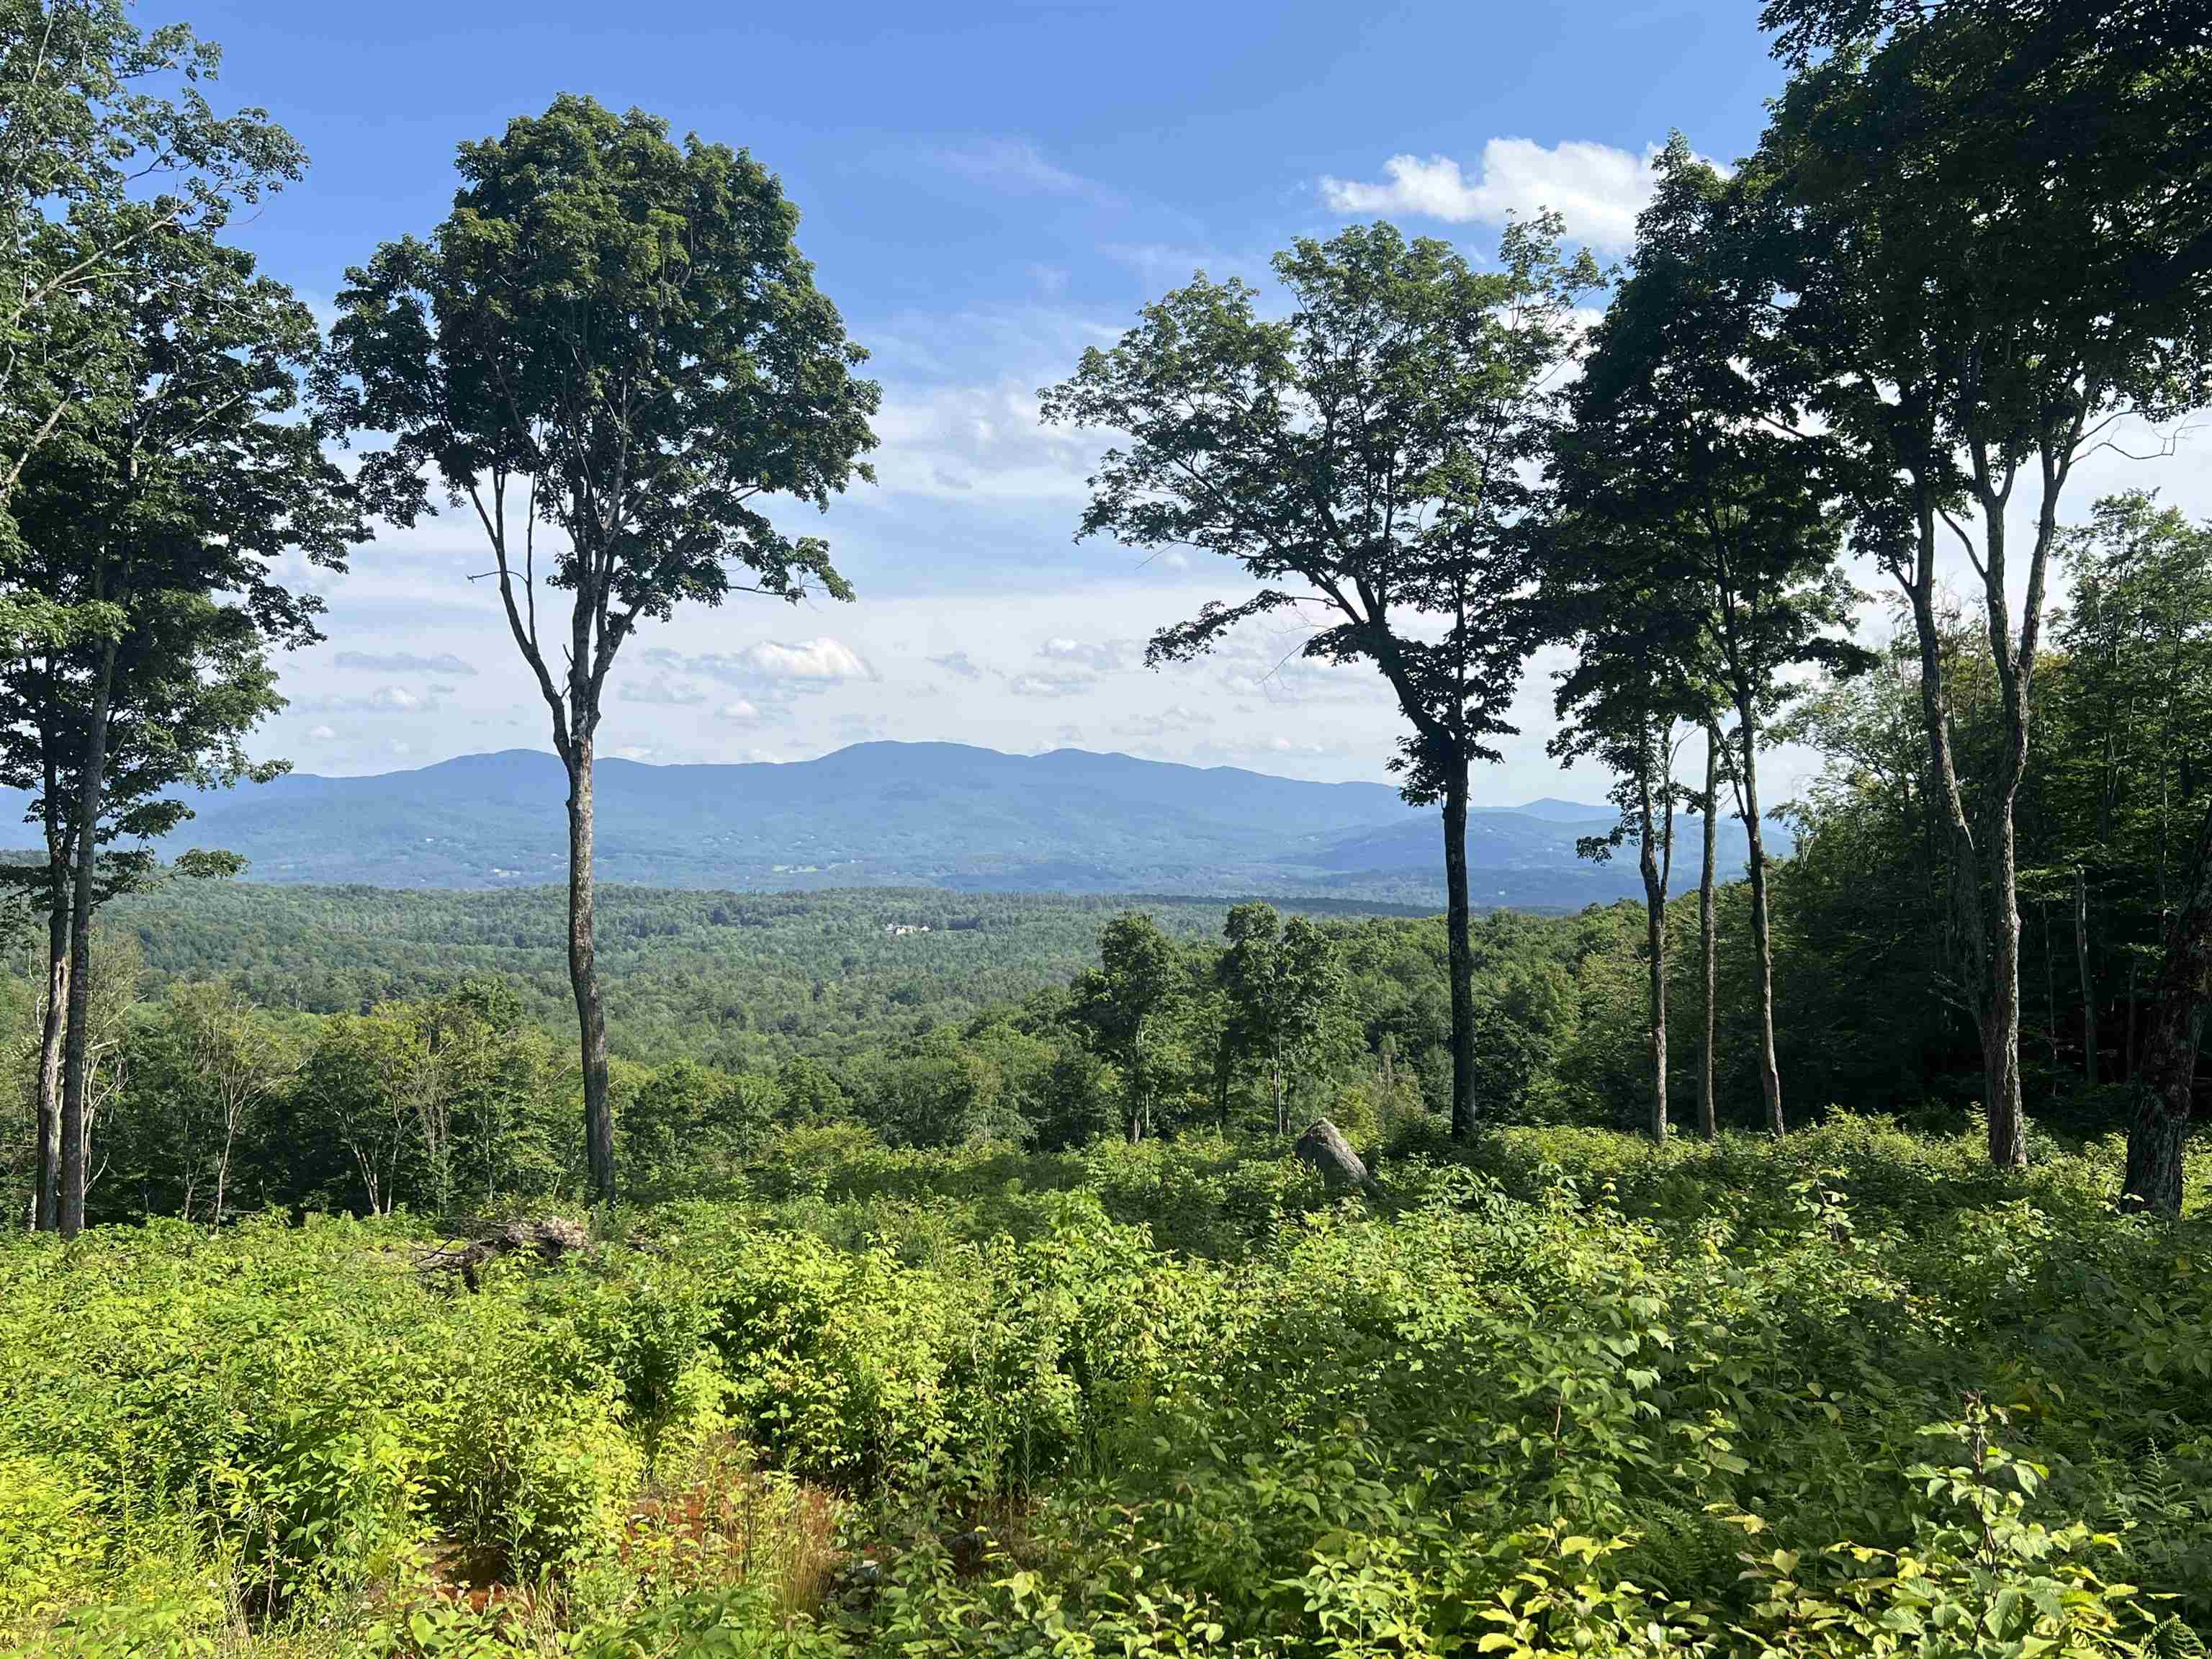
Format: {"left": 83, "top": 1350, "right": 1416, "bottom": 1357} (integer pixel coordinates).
{"left": 0, "top": 850, "right": 2182, "bottom": 1227}
{"left": 0, "top": 900, "right": 1520, "bottom": 1223}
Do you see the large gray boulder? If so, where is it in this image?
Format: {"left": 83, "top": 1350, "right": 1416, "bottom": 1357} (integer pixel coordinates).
{"left": 1295, "top": 1117, "right": 1388, "bottom": 1201}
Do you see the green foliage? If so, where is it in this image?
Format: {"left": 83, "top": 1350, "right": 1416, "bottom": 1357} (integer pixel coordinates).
{"left": 1, "top": 1123, "right": 2207, "bottom": 1653}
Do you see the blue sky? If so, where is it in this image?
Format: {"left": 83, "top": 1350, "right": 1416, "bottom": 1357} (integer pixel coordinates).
{"left": 179, "top": 0, "right": 2207, "bottom": 800}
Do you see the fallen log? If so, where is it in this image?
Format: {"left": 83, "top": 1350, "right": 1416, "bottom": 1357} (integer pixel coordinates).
{"left": 416, "top": 1217, "right": 590, "bottom": 1290}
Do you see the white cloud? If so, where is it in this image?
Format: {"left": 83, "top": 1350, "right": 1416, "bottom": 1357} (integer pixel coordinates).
{"left": 308, "top": 724, "right": 336, "bottom": 741}
{"left": 733, "top": 637, "right": 876, "bottom": 684}
{"left": 1004, "top": 670, "right": 1094, "bottom": 699}
{"left": 652, "top": 637, "right": 877, "bottom": 693}
{"left": 869, "top": 377, "right": 1102, "bottom": 503}
{"left": 1038, "top": 636, "right": 1142, "bottom": 671}
{"left": 1320, "top": 138, "right": 1661, "bottom": 251}
{"left": 929, "top": 649, "right": 985, "bottom": 680}
{"left": 370, "top": 685, "right": 423, "bottom": 711}
{"left": 716, "top": 698, "right": 763, "bottom": 724}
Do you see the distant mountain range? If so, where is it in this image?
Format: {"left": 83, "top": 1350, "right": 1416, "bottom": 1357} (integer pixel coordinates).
{"left": 0, "top": 742, "right": 1779, "bottom": 909}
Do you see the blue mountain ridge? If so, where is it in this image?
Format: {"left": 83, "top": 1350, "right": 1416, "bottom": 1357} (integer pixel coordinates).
{"left": 0, "top": 742, "right": 1775, "bottom": 908}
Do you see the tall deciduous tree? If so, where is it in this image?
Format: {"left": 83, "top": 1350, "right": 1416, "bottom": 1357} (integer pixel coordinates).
{"left": 321, "top": 95, "right": 880, "bottom": 1210}
{"left": 1073, "top": 911, "right": 1180, "bottom": 1144}
{"left": 1043, "top": 219, "right": 1596, "bottom": 1138}
{"left": 4, "top": 215, "right": 351, "bottom": 1237}
{"left": 1748, "top": 3, "right": 2212, "bottom": 1166}
{"left": 1218, "top": 902, "right": 1343, "bottom": 1136}
{"left": 1554, "top": 142, "right": 1863, "bottom": 1138}
{"left": 1546, "top": 598, "right": 1700, "bottom": 1143}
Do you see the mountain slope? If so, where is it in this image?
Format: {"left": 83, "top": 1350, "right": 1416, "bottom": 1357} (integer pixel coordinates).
{"left": 0, "top": 742, "right": 1773, "bottom": 907}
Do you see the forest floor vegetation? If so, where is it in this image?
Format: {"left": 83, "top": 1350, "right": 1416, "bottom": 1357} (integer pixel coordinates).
{"left": 1, "top": 1116, "right": 2208, "bottom": 1657}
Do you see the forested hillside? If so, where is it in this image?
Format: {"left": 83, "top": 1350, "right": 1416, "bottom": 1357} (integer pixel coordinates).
{"left": 99, "top": 884, "right": 1408, "bottom": 1066}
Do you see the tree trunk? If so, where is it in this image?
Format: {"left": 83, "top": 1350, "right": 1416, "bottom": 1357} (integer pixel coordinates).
{"left": 2043, "top": 902, "right": 2061, "bottom": 1082}
{"left": 1212, "top": 1028, "right": 1233, "bottom": 1130}
{"left": 1442, "top": 764, "right": 1477, "bottom": 1140}
{"left": 1130, "top": 1024, "right": 1148, "bottom": 1144}
{"left": 1697, "top": 728, "right": 1719, "bottom": 1142}
{"left": 1735, "top": 704, "right": 1784, "bottom": 1137}
{"left": 1899, "top": 495, "right": 2009, "bottom": 1156}
{"left": 58, "top": 634, "right": 115, "bottom": 1240}
{"left": 2126, "top": 958, "right": 2139, "bottom": 1078}
{"left": 1638, "top": 760, "right": 1669, "bottom": 1144}
{"left": 2119, "top": 798, "right": 2212, "bottom": 1214}
{"left": 213, "top": 1113, "right": 236, "bottom": 1226}
{"left": 2074, "top": 868, "right": 2098, "bottom": 1088}
{"left": 32, "top": 902, "right": 65, "bottom": 1231}
{"left": 1982, "top": 803, "right": 2029, "bottom": 1167}
{"left": 565, "top": 733, "right": 616, "bottom": 1210}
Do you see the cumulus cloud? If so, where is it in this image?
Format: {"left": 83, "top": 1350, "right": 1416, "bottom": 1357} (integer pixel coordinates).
{"left": 930, "top": 649, "right": 986, "bottom": 680}
{"left": 1004, "top": 669, "right": 1095, "bottom": 699}
{"left": 730, "top": 637, "right": 876, "bottom": 683}
{"left": 1039, "top": 637, "right": 1143, "bottom": 672}
{"left": 333, "top": 649, "right": 480, "bottom": 676}
{"left": 868, "top": 377, "right": 1102, "bottom": 503}
{"left": 1320, "top": 138, "right": 1663, "bottom": 251}
{"left": 308, "top": 724, "right": 336, "bottom": 741}
{"left": 716, "top": 698, "right": 763, "bottom": 724}
{"left": 295, "top": 680, "right": 454, "bottom": 718}
{"left": 647, "top": 637, "right": 876, "bottom": 694}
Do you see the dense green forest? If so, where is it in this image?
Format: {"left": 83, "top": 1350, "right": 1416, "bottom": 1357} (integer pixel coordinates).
{"left": 6, "top": 0, "right": 2212, "bottom": 1653}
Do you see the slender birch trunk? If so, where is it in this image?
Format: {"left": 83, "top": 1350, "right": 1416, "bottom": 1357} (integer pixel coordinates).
{"left": 1697, "top": 728, "right": 1720, "bottom": 1141}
